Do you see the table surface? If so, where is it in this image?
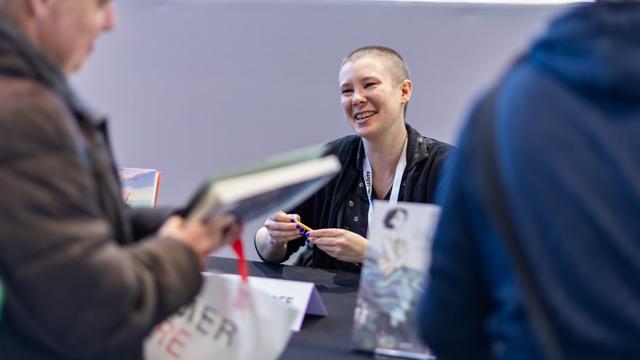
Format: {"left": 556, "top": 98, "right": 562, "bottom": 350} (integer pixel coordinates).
{"left": 205, "top": 256, "right": 377, "bottom": 360}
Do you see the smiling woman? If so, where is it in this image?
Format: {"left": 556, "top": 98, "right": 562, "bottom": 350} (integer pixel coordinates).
{"left": 254, "top": 46, "right": 455, "bottom": 272}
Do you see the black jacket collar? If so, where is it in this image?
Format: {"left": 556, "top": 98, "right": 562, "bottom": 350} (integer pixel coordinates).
{"left": 354, "top": 123, "right": 430, "bottom": 172}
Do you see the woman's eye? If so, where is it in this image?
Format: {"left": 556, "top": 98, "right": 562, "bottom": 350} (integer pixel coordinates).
{"left": 341, "top": 89, "right": 353, "bottom": 95}
{"left": 364, "top": 82, "right": 376, "bottom": 88}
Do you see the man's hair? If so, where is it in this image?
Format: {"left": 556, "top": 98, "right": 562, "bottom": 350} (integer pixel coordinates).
{"left": 341, "top": 46, "right": 411, "bottom": 115}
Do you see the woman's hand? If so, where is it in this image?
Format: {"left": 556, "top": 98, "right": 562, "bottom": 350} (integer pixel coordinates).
{"left": 307, "top": 228, "right": 367, "bottom": 263}
{"left": 263, "top": 211, "right": 305, "bottom": 246}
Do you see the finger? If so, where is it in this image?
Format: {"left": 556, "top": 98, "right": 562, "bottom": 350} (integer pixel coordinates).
{"left": 159, "top": 216, "right": 183, "bottom": 232}
{"left": 316, "top": 243, "right": 339, "bottom": 257}
{"left": 312, "top": 236, "right": 337, "bottom": 247}
{"left": 269, "top": 229, "right": 301, "bottom": 241}
{"left": 208, "top": 214, "right": 236, "bottom": 230}
{"left": 265, "top": 221, "right": 298, "bottom": 232}
{"left": 269, "top": 211, "right": 285, "bottom": 221}
{"left": 166, "top": 215, "right": 184, "bottom": 226}
{"left": 270, "top": 211, "right": 295, "bottom": 222}
{"left": 308, "top": 228, "right": 342, "bottom": 238}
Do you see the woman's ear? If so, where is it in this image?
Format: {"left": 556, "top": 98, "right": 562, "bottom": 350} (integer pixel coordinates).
{"left": 400, "top": 79, "right": 413, "bottom": 104}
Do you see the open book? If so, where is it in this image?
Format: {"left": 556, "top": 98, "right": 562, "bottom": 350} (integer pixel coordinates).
{"left": 184, "top": 145, "right": 341, "bottom": 223}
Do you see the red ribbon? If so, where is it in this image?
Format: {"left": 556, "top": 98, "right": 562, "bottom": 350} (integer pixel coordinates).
{"left": 232, "top": 237, "right": 249, "bottom": 282}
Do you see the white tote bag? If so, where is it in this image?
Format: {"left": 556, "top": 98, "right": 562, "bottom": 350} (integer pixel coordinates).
{"left": 144, "top": 271, "right": 297, "bottom": 360}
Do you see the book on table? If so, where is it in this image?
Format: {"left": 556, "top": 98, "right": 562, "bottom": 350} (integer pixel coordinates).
{"left": 184, "top": 145, "right": 341, "bottom": 223}
{"left": 352, "top": 200, "right": 442, "bottom": 360}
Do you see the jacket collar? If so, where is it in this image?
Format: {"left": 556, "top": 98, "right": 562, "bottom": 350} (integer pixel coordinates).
{"left": 0, "top": 16, "right": 105, "bottom": 129}
{"left": 354, "top": 122, "right": 429, "bottom": 172}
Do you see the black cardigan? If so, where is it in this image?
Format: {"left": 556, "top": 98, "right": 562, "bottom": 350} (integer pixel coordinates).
{"left": 258, "top": 123, "right": 454, "bottom": 272}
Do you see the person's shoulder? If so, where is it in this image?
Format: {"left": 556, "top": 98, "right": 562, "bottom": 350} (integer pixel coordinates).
{"left": 427, "top": 137, "right": 455, "bottom": 154}
{"left": 0, "top": 75, "right": 76, "bottom": 151}
{"left": 407, "top": 124, "right": 455, "bottom": 158}
{"left": 324, "top": 134, "right": 361, "bottom": 161}
{"left": 0, "top": 75, "right": 69, "bottom": 122}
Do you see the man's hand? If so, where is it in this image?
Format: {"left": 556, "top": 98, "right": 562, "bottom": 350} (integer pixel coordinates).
{"left": 159, "top": 215, "right": 242, "bottom": 266}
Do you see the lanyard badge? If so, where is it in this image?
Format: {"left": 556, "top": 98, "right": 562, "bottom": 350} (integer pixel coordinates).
{"left": 362, "top": 137, "right": 408, "bottom": 227}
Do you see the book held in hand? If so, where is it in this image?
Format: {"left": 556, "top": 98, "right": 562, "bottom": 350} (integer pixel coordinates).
{"left": 118, "top": 167, "right": 162, "bottom": 207}
{"left": 184, "top": 145, "right": 341, "bottom": 223}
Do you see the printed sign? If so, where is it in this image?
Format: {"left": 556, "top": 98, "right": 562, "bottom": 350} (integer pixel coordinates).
{"left": 145, "top": 273, "right": 297, "bottom": 360}
{"left": 210, "top": 274, "right": 327, "bottom": 332}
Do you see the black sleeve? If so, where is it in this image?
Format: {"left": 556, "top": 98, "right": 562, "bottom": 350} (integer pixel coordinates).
{"left": 126, "top": 206, "right": 174, "bottom": 240}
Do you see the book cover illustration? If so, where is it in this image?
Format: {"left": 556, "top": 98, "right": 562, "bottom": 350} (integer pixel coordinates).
{"left": 352, "top": 201, "right": 441, "bottom": 359}
{"left": 118, "top": 167, "right": 161, "bottom": 208}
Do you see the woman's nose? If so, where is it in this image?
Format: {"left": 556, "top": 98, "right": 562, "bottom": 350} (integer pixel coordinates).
{"left": 352, "top": 91, "right": 366, "bottom": 106}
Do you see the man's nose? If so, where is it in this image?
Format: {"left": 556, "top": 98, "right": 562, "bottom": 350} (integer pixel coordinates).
{"left": 103, "top": 3, "right": 118, "bottom": 32}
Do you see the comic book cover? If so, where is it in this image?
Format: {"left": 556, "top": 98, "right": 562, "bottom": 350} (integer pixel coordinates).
{"left": 352, "top": 201, "right": 441, "bottom": 359}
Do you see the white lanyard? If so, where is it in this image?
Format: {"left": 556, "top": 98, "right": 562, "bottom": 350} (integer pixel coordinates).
{"left": 362, "top": 137, "right": 408, "bottom": 227}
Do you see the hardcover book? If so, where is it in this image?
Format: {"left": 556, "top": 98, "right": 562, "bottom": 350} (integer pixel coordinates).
{"left": 184, "top": 145, "right": 341, "bottom": 223}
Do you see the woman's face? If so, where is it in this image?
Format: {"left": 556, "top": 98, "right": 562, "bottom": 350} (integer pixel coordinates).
{"left": 339, "top": 56, "right": 411, "bottom": 140}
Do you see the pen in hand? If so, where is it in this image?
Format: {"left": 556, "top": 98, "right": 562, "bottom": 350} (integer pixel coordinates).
{"left": 290, "top": 216, "right": 313, "bottom": 240}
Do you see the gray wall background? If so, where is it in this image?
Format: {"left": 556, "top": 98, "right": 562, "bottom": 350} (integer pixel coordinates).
{"left": 72, "top": 0, "right": 570, "bottom": 260}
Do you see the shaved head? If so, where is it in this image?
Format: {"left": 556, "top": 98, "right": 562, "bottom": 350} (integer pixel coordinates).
{"left": 341, "top": 46, "right": 410, "bottom": 86}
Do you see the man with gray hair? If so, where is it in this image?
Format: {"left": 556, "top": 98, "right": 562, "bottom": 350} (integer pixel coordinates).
{"left": 419, "top": 1, "right": 640, "bottom": 359}
{"left": 0, "top": 1, "right": 241, "bottom": 358}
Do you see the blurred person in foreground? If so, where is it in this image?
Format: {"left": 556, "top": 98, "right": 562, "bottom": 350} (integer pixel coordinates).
{"left": 255, "top": 46, "right": 453, "bottom": 272}
{"left": 0, "top": 0, "right": 241, "bottom": 358}
{"left": 419, "top": 1, "right": 640, "bottom": 359}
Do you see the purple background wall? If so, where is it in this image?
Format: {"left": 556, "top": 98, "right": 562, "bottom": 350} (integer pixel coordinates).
{"left": 72, "top": 0, "right": 568, "bottom": 260}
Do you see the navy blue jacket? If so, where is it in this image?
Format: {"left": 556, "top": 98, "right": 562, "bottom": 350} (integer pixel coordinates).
{"left": 419, "top": 4, "right": 640, "bottom": 360}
